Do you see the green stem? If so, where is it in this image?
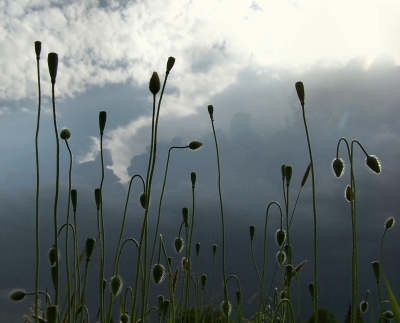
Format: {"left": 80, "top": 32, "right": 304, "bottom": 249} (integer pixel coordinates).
{"left": 300, "top": 103, "right": 318, "bottom": 323}
{"left": 34, "top": 43, "right": 41, "bottom": 323}
{"left": 208, "top": 110, "right": 229, "bottom": 322}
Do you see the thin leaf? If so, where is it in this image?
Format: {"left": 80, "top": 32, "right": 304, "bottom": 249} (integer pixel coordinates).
{"left": 383, "top": 273, "right": 400, "bottom": 323}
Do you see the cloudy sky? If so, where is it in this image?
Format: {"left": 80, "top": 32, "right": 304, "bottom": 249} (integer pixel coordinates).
{"left": 1, "top": 0, "right": 400, "bottom": 321}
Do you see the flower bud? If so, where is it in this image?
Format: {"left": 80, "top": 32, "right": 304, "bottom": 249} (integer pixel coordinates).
{"left": 360, "top": 301, "right": 369, "bottom": 314}
{"left": 212, "top": 244, "right": 217, "bottom": 255}
{"left": 110, "top": 275, "right": 123, "bottom": 296}
{"left": 284, "top": 243, "right": 292, "bottom": 262}
{"left": 201, "top": 274, "right": 207, "bottom": 290}
{"left": 48, "top": 246, "right": 59, "bottom": 266}
{"left": 295, "top": 82, "right": 305, "bottom": 106}
{"left": 60, "top": 128, "right": 71, "bottom": 140}
{"left": 249, "top": 225, "right": 255, "bottom": 241}
{"left": 71, "top": 189, "right": 77, "bottom": 212}
{"left": 285, "top": 165, "right": 292, "bottom": 185}
{"left": 181, "top": 257, "right": 189, "bottom": 270}
{"left": 48, "top": 52, "right": 58, "bottom": 84}
{"left": 276, "top": 251, "right": 286, "bottom": 266}
{"left": 385, "top": 217, "right": 395, "bottom": 229}
{"left": 196, "top": 242, "right": 200, "bottom": 256}
{"left": 149, "top": 72, "right": 160, "bottom": 95}
{"left": 332, "top": 158, "right": 345, "bottom": 178}
{"left": 281, "top": 165, "right": 286, "bottom": 180}
{"left": 99, "top": 111, "right": 107, "bottom": 136}
{"left": 208, "top": 105, "right": 214, "bottom": 119}
{"left": 152, "top": 264, "right": 166, "bottom": 284}
{"left": 221, "top": 301, "right": 232, "bottom": 318}
{"left": 383, "top": 311, "right": 394, "bottom": 319}
{"left": 120, "top": 313, "right": 130, "bottom": 323}
{"left": 9, "top": 289, "right": 26, "bottom": 301}
{"left": 191, "top": 172, "right": 196, "bottom": 187}
{"left": 236, "top": 290, "right": 241, "bottom": 303}
{"left": 34, "top": 41, "right": 41, "bottom": 59}
{"left": 366, "top": 155, "right": 381, "bottom": 174}
{"left": 188, "top": 141, "right": 203, "bottom": 150}
{"left": 157, "top": 295, "right": 164, "bottom": 314}
{"left": 174, "top": 237, "right": 184, "bottom": 253}
{"left": 275, "top": 229, "right": 286, "bottom": 247}
{"left": 85, "top": 237, "right": 96, "bottom": 261}
{"left": 166, "top": 57, "right": 175, "bottom": 74}
{"left": 280, "top": 290, "right": 286, "bottom": 300}
{"left": 139, "top": 192, "right": 148, "bottom": 209}
{"left": 286, "top": 264, "right": 294, "bottom": 283}
{"left": 162, "top": 300, "right": 170, "bottom": 321}
{"left": 94, "top": 188, "right": 101, "bottom": 209}
{"left": 371, "top": 261, "right": 380, "bottom": 283}
{"left": 345, "top": 185, "right": 353, "bottom": 202}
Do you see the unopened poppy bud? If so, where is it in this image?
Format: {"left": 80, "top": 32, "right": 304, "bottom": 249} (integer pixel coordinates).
{"left": 191, "top": 172, "right": 196, "bottom": 187}
{"left": 360, "top": 301, "right": 369, "bottom": 314}
{"left": 46, "top": 305, "right": 58, "bottom": 323}
{"left": 85, "top": 237, "right": 96, "bottom": 261}
{"left": 149, "top": 72, "right": 160, "bottom": 95}
{"left": 236, "top": 290, "right": 241, "bottom": 303}
{"left": 212, "top": 244, "right": 217, "bottom": 255}
{"left": 157, "top": 295, "right": 164, "bottom": 314}
{"left": 249, "top": 225, "right": 255, "bottom": 241}
{"left": 276, "top": 251, "right": 286, "bottom": 266}
{"left": 201, "top": 274, "right": 207, "bottom": 289}
{"left": 162, "top": 300, "right": 170, "bottom": 320}
{"left": 285, "top": 165, "right": 292, "bottom": 186}
{"left": 280, "top": 290, "right": 286, "bottom": 300}
{"left": 281, "top": 165, "right": 286, "bottom": 180}
{"left": 383, "top": 311, "right": 394, "bottom": 319}
{"left": 48, "top": 246, "right": 59, "bottom": 266}
{"left": 140, "top": 192, "right": 148, "bottom": 209}
{"left": 208, "top": 105, "right": 214, "bottom": 119}
{"left": 94, "top": 188, "right": 101, "bottom": 209}
{"left": 301, "top": 163, "right": 311, "bottom": 187}
{"left": 221, "top": 301, "right": 231, "bottom": 318}
{"left": 385, "top": 217, "right": 395, "bottom": 229}
{"left": 345, "top": 185, "right": 353, "bottom": 202}
{"left": 188, "top": 141, "right": 203, "bottom": 150}
{"left": 332, "top": 158, "right": 345, "bottom": 178}
{"left": 275, "top": 229, "right": 286, "bottom": 247}
{"left": 99, "top": 111, "right": 107, "bottom": 136}
{"left": 120, "top": 313, "right": 130, "bottom": 323}
{"left": 181, "top": 257, "right": 189, "bottom": 270}
{"left": 60, "top": 128, "right": 71, "bottom": 140}
{"left": 71, "top": 189, "right": 77, "bottom": 211}
{"left": 166, "top": 57, "right": 175, "bottom": 74}
{"left": 110, "top": 275, "right": 123, "bottom": 296}
{"left": 174, "top": 237, "right": 184, "bottom": 253}
{"left": 48, "top": 52, "right": 58, "bottom": 84}
{"left": 371, "top": 261, "right": 380, "bottom": 283}
{"left": 366, "top": 155, "right": 381, "bottom": 174}
{"left": 152, "top": 264, "right": 166, "bottom": 284}
{"left": 9, "top": 289, "right": 26, "bottom": 301}
{"left": 34, "top": 41, "right": 41, "bottom": 59}
{"left": 196, "top": 242, "right": 200, "bottom": 256}
{"left": 295, "top": 82, "right": 305, "bottom": 106}
{"left": 182, "top": 207, "right": 189, "bottom": 227}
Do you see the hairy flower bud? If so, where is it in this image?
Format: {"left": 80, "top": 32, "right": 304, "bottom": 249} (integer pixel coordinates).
{"left": 174, "top": 237, "right": 184, "bottom": 253}
{"left": 332, "top": 158, "right": 345, "bottom": 178}
{"left": 149, "top": 72, "right": 161, "bottom": 95}
{"left": 9, "top": 289, "right": 26, "bottom": 301}
{"left": 208, "top": 105, "right": 214, "bottom": 119}
{"left": 152, "top": 264, "right": 166, "bottom": 284}
{"left": 60, "top": 128, "right": 71, "bottom": 140}
{"left": 188, "top": 140, "right": 203, "bottom": 150}
{"left": 110, "top": 275, "right": 123, "bottom": 296}
{"left": 71, "top": 189, "right": 78, "bottom": 211}
{"left": 366, "top": 155, "right": 381, "bottom": 174}
{"left": 249, "top": 225, "right": 255, "bottom": 241}
{"left": 34, "top": 41, "right": 41, "bottom": 59}
{"left": 99, "top": 111, "right": 107, "bottom": 136}
{"left": 48, "top": 52, "right": 58, "bottom": 84}
{"left": 166, "top": 57, "right": 175, "bottom": 74}
{"left": 385, "top": 217, "right": 395, "bottom": 229}
{"left": 275, "top": 229, "right": 286, "bottom": 247}
{"left": 295, "top": 82, "right": 305, "bottom": 106}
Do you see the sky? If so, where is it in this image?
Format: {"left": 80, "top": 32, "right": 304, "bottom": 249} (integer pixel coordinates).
{"left": 1, "top": 0, "right": 400, "bottom": 322}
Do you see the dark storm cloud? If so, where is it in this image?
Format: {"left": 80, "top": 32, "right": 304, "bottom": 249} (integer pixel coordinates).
{"left": 1, "top": 60, "right": 400, "bottom": 321}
